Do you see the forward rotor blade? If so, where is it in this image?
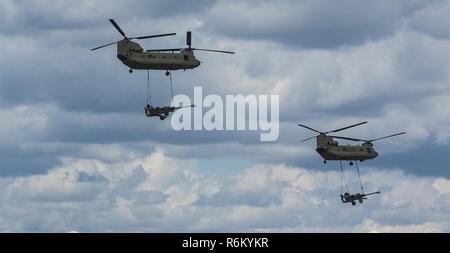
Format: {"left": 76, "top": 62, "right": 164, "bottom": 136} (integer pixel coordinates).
{"left": 193, "top": 48, "right": 235, "bottom": 54}
{"left": 297, "top": 124, "right": 322, "bottom": 134}
{"left": 300, "top": 136, "right": 317, "bottom": 143}
{"left": 91, "top": 40, "right": 120, "bottom": 51}
{"left": 131, "top": 33, "right": 176, "bottom": 40}
{"left": 328, "top": 135, "right": 366, "bottom": 142}
{"left": 109, "top": 19, "right": 127, "bottom": 39}
{"left": 146, "top": 48, "right": 184, "bottom": 52}
{"left": 326, "top": 121, "right": 368, "bottom": 134}
{"left": 368, "top": 132, "right": 407, "bottom": 142}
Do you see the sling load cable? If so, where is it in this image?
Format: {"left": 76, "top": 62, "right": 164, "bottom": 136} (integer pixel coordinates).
{"left": 168, "top": 70, "right": 174, "bottom": 106}
{"left": 355, "top": 161, "right": 365, "bottom": 194}
{"left": 146, "top": 69, "right": 152, "bottom": 106}
{"left": 339, "top": 160, "right": 350, "bottom": 194}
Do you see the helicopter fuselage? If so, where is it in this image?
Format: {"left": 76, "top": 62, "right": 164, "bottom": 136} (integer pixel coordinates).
{"left": 315, "top": 134, "right": 378, "bottom": 161}
{"left": 117, "top": 40, "right": 201, "bottom": 71}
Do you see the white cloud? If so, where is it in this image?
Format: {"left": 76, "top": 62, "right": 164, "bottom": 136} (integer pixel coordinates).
{"left": 433, "top": 178, "right": 450, "bottom": 194}
{"left": 0, "top": 150, "right": 449, "bottom": 232}
{"left": 0, "top": 105, "right": 49, "bottom": 144}
{"left": 354, "top": 218, "right": 447, "bottom": 233}
{"left": 381, "top": 179, "right": 437, "bottom": 209}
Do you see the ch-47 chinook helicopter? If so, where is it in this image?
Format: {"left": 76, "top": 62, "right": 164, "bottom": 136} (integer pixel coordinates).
{"left": 297, "top": 121, "right": 406, "bottom": 164}
{"left": 91, "top": 19, "right": 235, "bottom": 75}
{"left": 298, "top": 121, "right": 406, "bottom": 206}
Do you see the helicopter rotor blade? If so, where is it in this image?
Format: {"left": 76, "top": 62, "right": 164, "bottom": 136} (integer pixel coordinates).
{"left": 109, "top": 19, "right": 127, "bottom": 39}
{"left": 192, "top": 48, "right": 235, "bottom": 54}
{"left": 326, "top": 121, "right": 368, "bottom": 134}
{"left": 297, "top": 124, "right": 323, "bottom": 134}
{"left": 367, "top": 132, "right": 407, "bottom": 143}
{"left": 187, "top": 31, "right": 192, "bottom": 48}
{"left": 300, "top": 136, "right": 318, "bottom": 143}
{"left": 130, "top": 33, "right": 176, "bottom": 40}
{"left": 328, "top": 135, "right": 366, "bottom": 142}
{"left": 91, "top": 40, "right": 121, "bottom": 51}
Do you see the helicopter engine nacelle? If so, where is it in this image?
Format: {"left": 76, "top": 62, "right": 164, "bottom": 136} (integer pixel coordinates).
{"left": 117, "top": 39, "right": 143, "bottom": 55}
{"left": 316, "top": 134, "right": 337, "bottom": 147}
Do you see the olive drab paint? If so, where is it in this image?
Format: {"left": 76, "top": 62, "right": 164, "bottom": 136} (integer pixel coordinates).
{"left": 92, "top": 19, "right": 233, "bottom": 73}
{"left": 298, "top": 122, "right": 406, "bottom": 162}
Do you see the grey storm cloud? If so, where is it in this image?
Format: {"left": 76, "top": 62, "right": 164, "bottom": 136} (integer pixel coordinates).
{"left": 407, "top": 0, "right": 450, "bottom": 40}
{"left": 1, "top": 0, "right": 450, "bottom": 232}
{"left": 0, "top": 0, "right": 216, "bottom": 33}
{"left": 204, "top": 0, "right": 438, "bottom": 49}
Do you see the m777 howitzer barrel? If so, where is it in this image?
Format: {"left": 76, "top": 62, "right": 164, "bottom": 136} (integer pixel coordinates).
{"left": 364, "top": 191, "right": 381, "bottom": 196}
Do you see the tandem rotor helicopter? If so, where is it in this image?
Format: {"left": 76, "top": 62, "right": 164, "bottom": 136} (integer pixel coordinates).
{"left": 298, "top": 121, "right": 406, "bottom": 206}
{"left": 91, "top": 19, "right": 235, "bottom": 75}
{"left": 298, "top": 121, "right": 406, "bottom": 164}
{"left": 91, "top": 19, "right": 235, "bottom": 120}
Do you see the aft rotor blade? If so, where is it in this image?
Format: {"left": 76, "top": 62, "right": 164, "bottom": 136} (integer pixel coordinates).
{"left": 109, "top": 19, "right": 127, "bottom": 39}
{"left": 300, "top": 136, "right": 317, "bottom": 143}
{"left": 193, "top": 48, "right": 235, "bottom": 54}
{"left": 328, "top": 135, "right": 366, "bottom": 142}
{"left": 187, "top": 31, "right": 192, "bottom": 48}
{"left": 91, "top": 40, "right": 120, "bottom": 51}
{"left": 131, "top": 33, "right": 176, "bottom": 40}
{"left": 146, "top": 48, "right": 184, "bottom": 52}
{"left": 368, "top": 132, "right": 407, "bottom": 142}
{"left": 326, "top": 121, "right": 368, "bottom": 134}
{"left": 297, "top": 124, "right": 322, "bottom": 134}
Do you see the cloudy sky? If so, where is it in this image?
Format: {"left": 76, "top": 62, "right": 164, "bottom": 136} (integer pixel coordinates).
{"left": 1, "top": 0, "right": 450, "bottom": 232}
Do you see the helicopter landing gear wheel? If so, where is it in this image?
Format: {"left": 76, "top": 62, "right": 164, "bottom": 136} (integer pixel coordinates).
{"left": 129, "top": 69, "right": 133, "bottom": 73}
{"left": 165, "top": 71, "right": 170, "bottom": 76}
{"left": 359, "top": 199, "right": 363, "bottom": 204}
{"left": 159, "top": 116, "right": 165, "bottom": 120}
{"left": 349, "top": 161, "right": 354, "bottom": 166}
{"left": 352, "top": 201, "right": 356, "bottom": 206}
{"left": 323, "top": 160, "right": 327, "bottom": 164}
{"left": 164, "top": 112, "right": 169, "bottom": 117}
